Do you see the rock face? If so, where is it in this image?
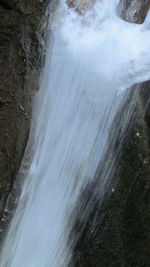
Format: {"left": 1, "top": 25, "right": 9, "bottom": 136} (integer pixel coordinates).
{"left": 119, "top": 0, "right": 150, "bottom": 23}
{"left": 0, "top": 0, "right": 57, "bottom": 220}
{"left": 69, "top": 97, "right": 150, "bottom": 267}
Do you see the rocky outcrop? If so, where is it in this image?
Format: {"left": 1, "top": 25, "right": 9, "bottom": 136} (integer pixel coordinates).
{"left": 0, "top": 0, "right": 57, "bottom": 221}
{"left": 119, "top": 0, "right": 150, "bottom": 23}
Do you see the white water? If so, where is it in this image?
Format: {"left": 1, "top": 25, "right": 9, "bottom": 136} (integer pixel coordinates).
{"left": 1, "top": 0, "right": 150, "bottom": 266}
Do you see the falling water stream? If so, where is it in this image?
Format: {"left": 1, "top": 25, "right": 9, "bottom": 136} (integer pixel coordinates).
{"left": 1, "top": 0, "right": 150, "bottom": 266}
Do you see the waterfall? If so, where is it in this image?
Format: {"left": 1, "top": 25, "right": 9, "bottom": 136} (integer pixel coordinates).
{"left": 1, "top": 1, "right": 150, "bottom": 266}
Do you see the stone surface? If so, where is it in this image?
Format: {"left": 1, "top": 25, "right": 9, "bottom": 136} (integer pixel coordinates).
{"left": 119, "top": 0, "right": 150, "bottom": 23}
{"left": 0, "top": 0, "right": 57, "bottom": 221}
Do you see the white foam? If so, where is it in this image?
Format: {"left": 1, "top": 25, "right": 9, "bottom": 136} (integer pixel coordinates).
{"left": 0, "top": 1, "right": 150, "bottom": 266}
{"left": 60, "top": 0, "right": 150, "bottom": 90}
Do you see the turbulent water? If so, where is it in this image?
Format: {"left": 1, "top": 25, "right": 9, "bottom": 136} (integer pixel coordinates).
{"left": 1, "top": 0, "right": 150, "bottom": 266}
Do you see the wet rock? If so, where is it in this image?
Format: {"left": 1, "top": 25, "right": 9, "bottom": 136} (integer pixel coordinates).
{"left": 66, "top": 0, "right": 96, "bottom": 13}
{"left": 69, "top": 94, "right": 150, "bottom": 266}
{"left": 119, "top": 0, "right": 150, "bottom": 23}
{"left": 0, "top": 0, "right": 58, "bottom": 226}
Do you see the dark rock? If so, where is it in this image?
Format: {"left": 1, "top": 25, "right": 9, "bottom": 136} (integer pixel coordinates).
{"left": 69, "top": 94, "right": 150, "bottom": 266}
{"left": 0, "top": 0, "right": 57, "bottom": 224}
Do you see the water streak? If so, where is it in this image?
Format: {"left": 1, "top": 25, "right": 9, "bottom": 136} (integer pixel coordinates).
{"left": 1, "top": 0, "right": 150, "bottom": 266}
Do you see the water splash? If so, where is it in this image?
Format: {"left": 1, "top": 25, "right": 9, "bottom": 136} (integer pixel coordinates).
{"left": 60, "top": 0, "right": 150, "bottom": 89}
{"left": 0, "top": 1, "right": 150, "bottom": 266}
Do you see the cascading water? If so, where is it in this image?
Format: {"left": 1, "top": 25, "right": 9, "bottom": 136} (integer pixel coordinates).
{"left": 1, "top": 0, "right": 150, "bottom": 266}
